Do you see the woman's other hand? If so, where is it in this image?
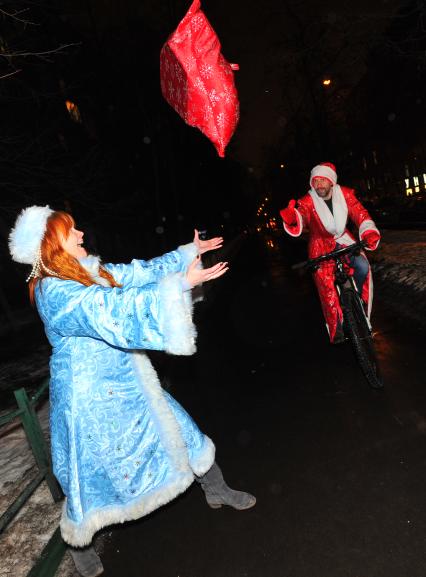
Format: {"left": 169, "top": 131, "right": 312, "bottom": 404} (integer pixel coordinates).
{"left": 186, "top": 256, "right": 228, "bottom": 288}
{"left": 193, "top": 229, "right": 223, "bottom": 255}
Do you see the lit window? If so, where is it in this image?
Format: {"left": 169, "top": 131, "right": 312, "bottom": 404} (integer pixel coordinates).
{"left": 423, "top": 173, "right": 426, "bottom": 184}
{"left": 414, "top": 176, "right": 419, "bottom": 186}
{"left": 415, "top": 186, "right": 420, "bottom": 193}
{"left": 65, "top": 100, "right": 82, "bottom": 123}
{"left": 405, "top": 178, "right": 410, "bottom": 188}
{"left": 406, "top": 188, "right": 413, "bottom": 196}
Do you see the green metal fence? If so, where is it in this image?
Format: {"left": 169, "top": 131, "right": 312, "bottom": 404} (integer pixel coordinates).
{"left": 0, "top": 379, "right": 67, "bottom": 577}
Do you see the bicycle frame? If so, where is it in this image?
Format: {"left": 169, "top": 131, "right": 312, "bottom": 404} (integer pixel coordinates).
{"left": 292, "top": 241, "right": 383, "bottom": 388}
{"left": 333, "top": 252, "right": 372, "bottom": 333}
{"left": 293, "top": 241, "right": 372, "bottom": 332}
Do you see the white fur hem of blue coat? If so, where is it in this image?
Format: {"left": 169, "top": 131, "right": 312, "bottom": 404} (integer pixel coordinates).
{"left": 59, "top": 352, "right": 215, "bottom": 547}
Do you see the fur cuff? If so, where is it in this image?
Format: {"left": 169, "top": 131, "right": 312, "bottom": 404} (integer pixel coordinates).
{"left": 359, "top": 219, "right": 379, "bottom": 238}
{"left": 158, "top": 273, "right": 197, "bottom": 355}
{"left": 177, "top": 242, "right": 198, "bottom": 267}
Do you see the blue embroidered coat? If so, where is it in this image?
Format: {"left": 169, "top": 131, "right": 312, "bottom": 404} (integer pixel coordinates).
{"left": 35, "top": 243, "right": 215, "bottom": 546}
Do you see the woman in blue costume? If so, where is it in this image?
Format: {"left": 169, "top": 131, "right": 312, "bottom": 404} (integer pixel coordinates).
{"left": 9, "top": 206, "right": 256, "bottom": 577}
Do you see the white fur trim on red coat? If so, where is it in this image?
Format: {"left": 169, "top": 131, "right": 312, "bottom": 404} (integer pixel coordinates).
{"left": 359, "top": 219, "right": 380, "bottom": 251}
{"left": 308, "top": 185, "right": 348, "bottom": 238}
{"left": 283, "top": 208, "right": 303, "bottom": 237}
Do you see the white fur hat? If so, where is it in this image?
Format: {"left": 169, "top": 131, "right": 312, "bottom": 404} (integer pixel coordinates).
{"left": 9, "top": 205, "right": 53, "bottom": 264}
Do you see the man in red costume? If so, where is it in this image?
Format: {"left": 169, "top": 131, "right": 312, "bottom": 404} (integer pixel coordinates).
{"left": 280, "top": 162, "right": 380, "bottom": 344}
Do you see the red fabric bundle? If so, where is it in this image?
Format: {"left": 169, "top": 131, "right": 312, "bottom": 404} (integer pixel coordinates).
{"left": 160, "top": 0, "right": 239, "bottom": 157}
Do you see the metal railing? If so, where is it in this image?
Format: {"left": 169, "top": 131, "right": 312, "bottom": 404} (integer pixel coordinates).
{"left": 0, "top": 379, "right": 67, "bottom": 577}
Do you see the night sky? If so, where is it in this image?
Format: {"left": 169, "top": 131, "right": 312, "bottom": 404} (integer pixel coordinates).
{"left": 0, "top": 0, "right": 425, "bottom": 276}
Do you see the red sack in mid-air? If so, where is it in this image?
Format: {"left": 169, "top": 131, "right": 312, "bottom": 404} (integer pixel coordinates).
{"left": 160, "top": 0, "right": 239, "bottom": 157}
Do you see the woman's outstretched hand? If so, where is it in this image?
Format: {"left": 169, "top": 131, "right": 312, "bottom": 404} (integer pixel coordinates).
{"left": 186, "top": 256, "right": 229, "bottom": 288}
{"left": 193, "top": 229, "right": 223, "bottom": 255}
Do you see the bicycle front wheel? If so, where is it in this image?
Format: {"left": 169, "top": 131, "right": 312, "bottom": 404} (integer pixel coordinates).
{"left": 341, "top": 288, "right": 384, "bottom": 389}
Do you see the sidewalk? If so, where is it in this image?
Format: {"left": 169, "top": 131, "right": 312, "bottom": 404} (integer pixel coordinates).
{"left": 369, "top": 229, "right": 426, "bottom": 325}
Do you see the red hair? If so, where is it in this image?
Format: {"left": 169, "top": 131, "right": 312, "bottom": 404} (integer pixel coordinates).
{"left": 29, "top": 211, "right": 121, "bottom": 303}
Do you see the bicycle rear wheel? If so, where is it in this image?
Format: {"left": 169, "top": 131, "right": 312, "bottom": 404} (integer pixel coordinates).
{"left": 341, "top": 288, "right": 383, "bottom": 389}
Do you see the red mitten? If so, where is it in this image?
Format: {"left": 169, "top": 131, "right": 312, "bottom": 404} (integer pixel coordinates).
{"left": 361, "top": 230, "right": 380, "bottom": 251}
{"left": 160, "top": 0, "right": 239, "bottom": 157}
{"left": 280, "top": 199, "right": 297, "bottom": 226}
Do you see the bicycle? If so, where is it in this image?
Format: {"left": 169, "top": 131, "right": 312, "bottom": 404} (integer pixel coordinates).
{"left": 293, "top": 241, "right": 384, "bottom": 390}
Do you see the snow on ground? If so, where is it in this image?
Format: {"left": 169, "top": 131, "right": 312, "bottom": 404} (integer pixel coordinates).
{"left": 0, "top": 230, "right": 424, "bottom": 576}
{"left": 0, "top": 401, "right": 78, "bottom": 577}
{"left": 371, "top": 229, "right": 426, "bottom": 281}
{"left": 0, "top": 399, "right": 107, "bottom": 577}
{"left": 369, "top": 229, "right": 426, "bottom": 323}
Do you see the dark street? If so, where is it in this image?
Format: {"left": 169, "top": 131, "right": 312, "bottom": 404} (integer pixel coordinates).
{"left": 98, "top": 233, "right": 426, "bottom": 577}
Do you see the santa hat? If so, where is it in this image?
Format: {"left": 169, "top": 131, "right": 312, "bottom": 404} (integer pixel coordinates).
{"left": 310, "top": 162, "right": 337, "bottom": 187}
{"left": 9, "top": 205, "right": 54, "bottom": 281}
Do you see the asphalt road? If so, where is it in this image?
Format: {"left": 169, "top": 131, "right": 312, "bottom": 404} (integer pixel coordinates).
{"left": 99, "top": 232, "right": 426, "bottom": 577}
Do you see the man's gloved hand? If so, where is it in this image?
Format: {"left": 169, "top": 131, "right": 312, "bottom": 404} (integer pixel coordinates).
{"left": 280, "top": 199, "right": 297, "bottom": 226}
{"left": 361, "top": 230, "right": 380, "bottom": 251}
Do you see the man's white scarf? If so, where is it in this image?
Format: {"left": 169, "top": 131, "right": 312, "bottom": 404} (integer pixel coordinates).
{"left": 308, "top": 184, "right": 348, "bottom": 239}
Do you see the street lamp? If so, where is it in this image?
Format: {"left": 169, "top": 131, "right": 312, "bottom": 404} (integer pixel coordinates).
{"left": 322, "top": 79, "right": 332, "bottom": 87}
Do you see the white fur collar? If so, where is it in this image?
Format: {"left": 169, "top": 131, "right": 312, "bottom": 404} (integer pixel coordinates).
{"left": 78, "top": 255, "right": 111, "bottom": 287}
{"left": 308, "top": 184, "right": 348, "bottom": 238}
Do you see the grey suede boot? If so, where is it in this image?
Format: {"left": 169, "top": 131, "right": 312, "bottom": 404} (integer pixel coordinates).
{"left": 196, "top": 462, "right": 256, "bottom": 510}
{"left": 69, "top": 545, "right": 104, "bottom": 577}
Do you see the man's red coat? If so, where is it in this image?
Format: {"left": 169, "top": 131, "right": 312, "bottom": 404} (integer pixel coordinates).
{"left": 283, "top": 186, "right": 379, "bottom": 342}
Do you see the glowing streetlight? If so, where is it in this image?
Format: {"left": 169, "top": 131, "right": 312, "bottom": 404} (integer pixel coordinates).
{"left": 280, "top": 164, "right": 285, "bottom": 169}
{"left": 322, "top": 79, "right": 332, "bottom": 87}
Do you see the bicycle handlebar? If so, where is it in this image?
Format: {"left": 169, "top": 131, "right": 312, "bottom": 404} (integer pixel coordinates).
{"left": 291, "top": 241, "right": 367, "bottom": 271}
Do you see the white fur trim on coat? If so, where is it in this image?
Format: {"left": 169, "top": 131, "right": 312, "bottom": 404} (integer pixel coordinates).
{"left": 177, "top": 242, "right": 199, "bottom": 266}
{"left": 334, "top": 232, "right": 355, "bottom": 247}
{"left": 79, "top": 255, "right": 111, "bottom": 287}
{"left": 308, "top": 185, "right": 348, "bottom": 238}
{"left": 358, "top": 220, "right": 380, "bottom": 250}
{"left": 60, "top": 351, "right": 215, "bottom": 546}
{"left": 158, "top": 273, "right": 197, "bottom": 355}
